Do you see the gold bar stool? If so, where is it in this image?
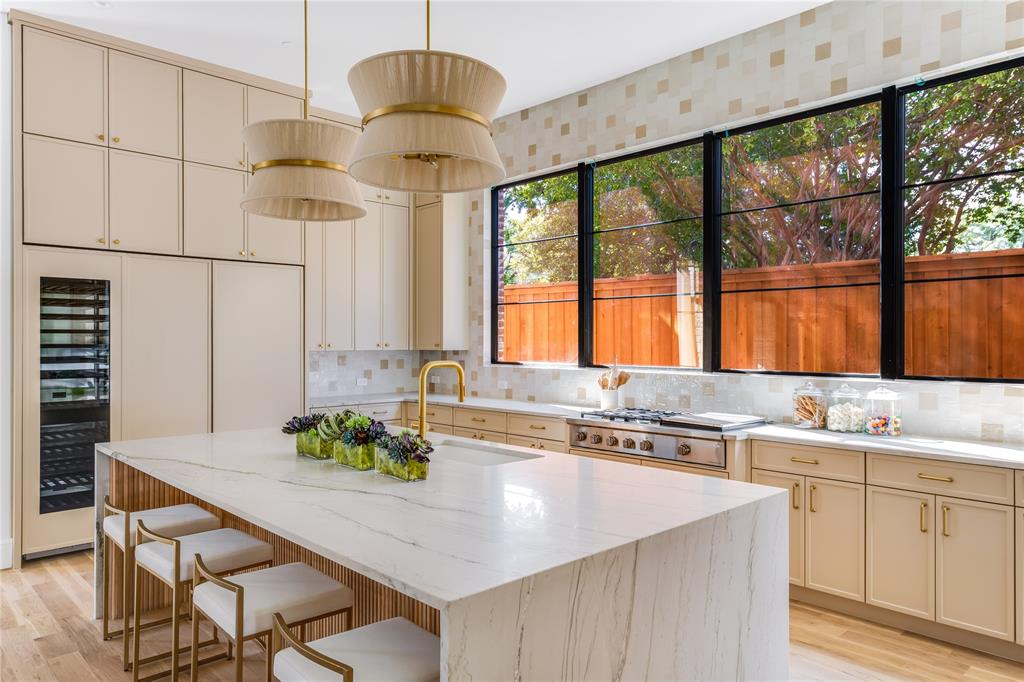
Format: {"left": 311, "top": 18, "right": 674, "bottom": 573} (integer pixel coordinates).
{"left": 271, "top": 613, "right": 440, "bottom": 682}
{"left": 189, "top": 555, "right": 354, "bottom": 682}
{"left": 102, "top": 497, "right": 220, "bottom": 671}
{"left": 132, "top": 523, "right": 274, "bottom": 682}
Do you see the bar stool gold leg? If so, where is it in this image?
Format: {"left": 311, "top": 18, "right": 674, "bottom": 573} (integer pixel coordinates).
{"left": 123, "top": 545, "right": 133, "bottom": 670}
{"left": 132, "top": 561, "right": 143, "bottom": 682}
{"left": 264, "top": 634, "right": 272, "bottom": 681}
{"left": 189, "top": 604, "right": 201, "bottom": 682}
{"left": 102, "top": 535, "right": 112, "bottom": 640}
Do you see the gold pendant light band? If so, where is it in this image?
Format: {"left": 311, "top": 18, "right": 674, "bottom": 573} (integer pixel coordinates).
{"left": 361, "top": 103, "right": 491, "bottom": 130}
{"left": 251, "top": 158, "right": 349, "bottom": 173}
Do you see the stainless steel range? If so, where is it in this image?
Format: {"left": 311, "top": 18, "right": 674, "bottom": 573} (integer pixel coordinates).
{"left": 567, "top": 408, "right": 766, "bottom": 469}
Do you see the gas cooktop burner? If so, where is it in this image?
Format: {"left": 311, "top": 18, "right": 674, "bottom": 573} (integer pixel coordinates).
{"left": 580, "top": 407, "right": 766, "bottom": 432}
{"left": 582, "top": 408, "right": 679, "bottom": 424}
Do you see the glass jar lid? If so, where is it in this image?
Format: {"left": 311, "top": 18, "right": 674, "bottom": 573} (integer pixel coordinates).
{"left": 794, "top": 380, "right": 824, "bottom": 397}
{"left": 830, "top": 383, "right": 861, "bottom": 400}
{"left": 865, "top": 385, "right": 901, "bottom": 401}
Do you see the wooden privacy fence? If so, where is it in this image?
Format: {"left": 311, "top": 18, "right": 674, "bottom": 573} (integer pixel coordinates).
{"left": 499, "top": 249, "right": 1024, "bottom": 378}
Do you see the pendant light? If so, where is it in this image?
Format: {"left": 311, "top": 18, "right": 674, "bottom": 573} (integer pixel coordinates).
{"left": 347, "top": 0, "right": 507, "bottom": 193}
{"left": 241, "top": 0, "right": 366, "bottom": 221}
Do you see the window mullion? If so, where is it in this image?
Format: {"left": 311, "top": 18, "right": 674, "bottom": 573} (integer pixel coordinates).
{"left": 880, "top": 85, "right": 904, "bottom": 380}
{"left": 578, "top": 162, "right": 595, "bottom": 368}
{"left": 703, "top": 131, "right": 722, "bottom": 374}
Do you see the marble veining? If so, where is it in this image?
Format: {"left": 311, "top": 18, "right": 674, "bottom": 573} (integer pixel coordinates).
{"left": 96, "top": 429, "right": 781, "bottom": 608}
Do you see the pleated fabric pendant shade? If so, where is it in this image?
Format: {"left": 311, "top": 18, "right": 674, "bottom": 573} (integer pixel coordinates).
{"left": 347, "top": 49, "right": 506, "bottom": 193}
{"left": 242, "top": 118, "right": 367, "bottom": 221}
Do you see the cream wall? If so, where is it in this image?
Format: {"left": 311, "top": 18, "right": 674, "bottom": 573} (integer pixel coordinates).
{"left": 416, "top": 0, "right": 1024, "bottom": 446}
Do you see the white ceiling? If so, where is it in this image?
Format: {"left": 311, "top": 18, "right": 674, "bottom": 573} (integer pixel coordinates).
{"left": 3, "top": 0, "right": 829, "bottom": 117}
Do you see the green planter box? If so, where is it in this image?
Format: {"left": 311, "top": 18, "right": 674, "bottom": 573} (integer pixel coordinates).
{"left": 296, "top": 430, "right": 332, "bottom": 460}
{"left": 374, "top": 446, "right": 429, "bottom": 482}
{"left": 332, "top": 442, "right": 375, "bottom": 471}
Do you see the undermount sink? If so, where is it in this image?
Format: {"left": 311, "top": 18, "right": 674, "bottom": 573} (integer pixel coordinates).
{"left": 430, "top": 440, "right": 543, "bottom": 466}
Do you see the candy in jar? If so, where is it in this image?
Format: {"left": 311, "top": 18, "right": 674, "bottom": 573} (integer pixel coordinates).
{"left": 863, "top": 385, "right": 903, "bottom": 437}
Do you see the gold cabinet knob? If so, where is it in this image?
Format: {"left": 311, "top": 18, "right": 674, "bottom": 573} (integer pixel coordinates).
{"left": 97, "top": 133, "right": 105, "bottom": 141}
{"left": 326, "top": 343, "right": 333, "bottom": 348}
{"left": 376, "top": 343, "right": 381, "bottom": 348}
{"left": 383, "top": 342, "right": 389, "bottom": 347}
{"left": 317, "top": 343, "right": 323, "bottom": 348}
{"left": 385, "top": 194, "right": 391, "bottom": 200}
{"left": 376, "top": 192, "right": 382, "bottom": 199}
{"left": 112, "top": 239, "right": 120, "bottom": 245}
{"left": 239, "top": 160, "right": 245, "bottom": 167}
{"left": 249, "top": 251, "right": 255, "bottom": 257}
{"left": 238, "top": 250, "right": 246, "bottom": 256}
{"left": 112, "top": 136, "right": 120, "bottom": 143}
{"left": 433, "top": 343, "right": 440, "bottom": 348}
{"left": 97, "top": 237, "right": 106, "bottom": 244}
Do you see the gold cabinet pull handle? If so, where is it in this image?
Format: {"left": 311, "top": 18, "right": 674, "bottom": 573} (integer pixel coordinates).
{"left": 238, "top": 250, "right": 246, "bottom": 256}
{"left": 471, "top": 417, "right": 486, "bottom": 423}
{"left": 809, "top": 484, "right": 817, "bottom": 513}
{"left": 920, "top": 501, "right": 928, "bottom": 533}
{"left": 918, "top": 473, "right": 954, "bottom": 483}
{"left": 112, "top": 239, "right": 120, "bottom": 245}
{"left": 941, "top": 504, "right": 950, "bottom": 537}
{"left": 791, "top": 457, "right": 819, "bottom": 465}
{"left": 97, "top": 237, "right": 106, "bottom": 244}
{"left": 792, "top": 482, "right": 800, "bottom": 510}
{"left": 529, "top": 424, "right": 546, "bottom": 430}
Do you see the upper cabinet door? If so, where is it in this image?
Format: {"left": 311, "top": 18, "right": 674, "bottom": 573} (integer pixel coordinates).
{"left": 109, "top": 150, "right": 182, "bottom": 255}
{"left": 324, "top": 221, "right": 355, "bottom": 351}
{"left": 413, "top": 202, "right": 443, "bottom": 350}
{"left": 935, "top": 496, "right": 1015, "bottom": 641}
{"left": 23, "top": 135, "right": 106, "bottom": 249}
{"left": 353, "top": 201, "right": 382, "bottom": 350}
{"left": 246, "top": 216, "right": 304, "bottom": 264}
{"left": 304, "top": 223, "right": 325, "bottom": 352}
{"left": 246, "top": 87, "right": 302, "bottom": 161}
{"left": 415, "top": 192, "right": 442, "bottom": 207}
{"left": 108, "top": 50, "right": 181, "bottom": 158}
{"left": 183, "top": 162, "right": 246, "bottom": 259}
{"left": 381, "top": 204, "right": 410, "bottom": 350}
{"left": 22, "top": 27, "right": 106, "bottom": 145}
{"left": 183, "top": 71, "right": 245, "bottom": 170}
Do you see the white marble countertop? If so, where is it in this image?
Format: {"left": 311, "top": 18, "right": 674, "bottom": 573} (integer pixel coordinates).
{"left": 310, "top": 391, "right": 589, "bottom": 419}
{"left": 740, "top": 424, "right": 1024, "bottom": 469}
{"left": 96, "top": 428, "right": 780, "bottom": 608}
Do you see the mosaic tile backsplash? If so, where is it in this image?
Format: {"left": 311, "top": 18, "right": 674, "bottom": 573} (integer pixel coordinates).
{"left": 311, "top": 0, "right": 1024, "bottom": 445}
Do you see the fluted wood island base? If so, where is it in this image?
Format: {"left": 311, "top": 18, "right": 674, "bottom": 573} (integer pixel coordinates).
{"left": 95, "top": 429, "right": 789, "bottom": 680}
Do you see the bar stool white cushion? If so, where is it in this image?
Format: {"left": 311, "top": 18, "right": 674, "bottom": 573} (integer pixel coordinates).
{"left": 103, "top": 503, "right": 219, "bottom": 548}
{"left": 135, "top": 528, "right": 273, "bottom": 583}
{"left": 274, "top": 617, "right": 439, "bottom": 682}
{"left": 193, "top": 562, "right": 353, "bottom": 638}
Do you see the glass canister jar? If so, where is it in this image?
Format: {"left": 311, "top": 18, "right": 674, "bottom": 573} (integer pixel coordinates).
{"left": 864, "top": 385, "right": 903, "bottom": 436}
{"left": 827, "top": 384, "right": 864, "bottom": 433}
{"left": 792, "top": 382, "right": 826, "bottom": 429}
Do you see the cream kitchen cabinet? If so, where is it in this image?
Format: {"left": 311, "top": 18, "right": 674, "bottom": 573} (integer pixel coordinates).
{"left": 866, "top": 486, "right": 934, "bottom": 620}
{"left": 415, "top": 192, "right": 442, "bottom": 207}
{"left": 454, "top": 427, "right": 507, "bottom": 444}
{"left": 184, "top": 163, "right": 247, "bottom": 259}
{"left": 22, "top": 27, "right": 106, "bottom": 146}
{"left": 305, "top": 221, "right": 354, "bottom": 352}
{"left": 109, "top": 150, "right": 182, "bottom": 255}
{"left": 23, "top": 135, "right": 107, "bottom": 249}
{"left": 413, "top": 194, "right": 468, "bottom": 350}
{"left": 935, "top": 496, "right": 1015, "bottom": 641}
{"left": 122, "top": 255, "right": 210, "bottom": 439}
{"left": 353, "top": 201, "right": 411, "bottom": 350}
{"left": 359, "top": 183, "right": 409, "bottom": 207}
{"left": 108, "top": 50, "right": 181, "bottom": 158}
{"left": 751, "top": 469, "right": 805, "bottom": 586}
{"left": 246, "top": 86, "right": 302, "bottom": 165}
{"left": 804, "top": 477, "right": 864, "bottom": 601}
{"left": 213, "top": 261, "right": 302, "bottom": 431}
{"left": 183, "top": 70, "right": 246, "bottom": 170}
{"left": 1016, "top": 507, "right": 1023, "bottom": 646}
{"left": 245, "top": 211, "right": 304, "bottom": 265}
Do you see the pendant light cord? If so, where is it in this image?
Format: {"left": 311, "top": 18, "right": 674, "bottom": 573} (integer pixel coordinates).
{"left": 426, "top": 0, "right": 430, "bottom": 50}
{"left": 303, "top": 0, "right": 309, "bottom": 119}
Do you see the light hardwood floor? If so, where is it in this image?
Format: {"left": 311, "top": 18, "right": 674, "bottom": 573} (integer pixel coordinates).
{"left": 2, "top": 551, "right": 1022, "bottom": 681}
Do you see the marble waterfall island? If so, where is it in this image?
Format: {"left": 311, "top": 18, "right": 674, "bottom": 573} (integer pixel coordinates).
{"left": 96, "top": 428, "right": 789, "bottom": 680}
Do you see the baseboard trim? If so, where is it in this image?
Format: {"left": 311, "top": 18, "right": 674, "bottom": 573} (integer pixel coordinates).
{"left": 791, "top": 586, "right": 1024, "bottom": 663}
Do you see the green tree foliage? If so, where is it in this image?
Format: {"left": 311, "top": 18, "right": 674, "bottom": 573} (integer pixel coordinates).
{"left": 498, "top": 65, "right": 1024, "bottom": 285}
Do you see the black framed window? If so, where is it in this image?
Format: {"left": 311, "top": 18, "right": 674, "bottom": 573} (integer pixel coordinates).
{"left": 490, "top": 56, "right": 1024, "bottom": 383}
{"left": 900, "top": 62, "right": 1024, "bottom": 381}
{"left": 718, "top": 99, "right": 882, "bottom": 375}
{"left": 492, "top": 171, "right": 580, "bottom": 364}
{"left": 591, "top": 143, "right": 704, "bottom": 368}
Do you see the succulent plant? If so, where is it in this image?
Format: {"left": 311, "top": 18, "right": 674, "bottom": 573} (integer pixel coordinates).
{"left": 380, "top": 429, "right": 433, "bottom": 464}
{"left": 316, "top": 409, "right": 353, "bottom": 442}
{"left": 281, "top": 413, "right": 326, "bottom": 435}
{"left": 341, "top": 414, "right": 387, "bottom": 447}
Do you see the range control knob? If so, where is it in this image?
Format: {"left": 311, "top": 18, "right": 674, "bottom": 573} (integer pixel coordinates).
{"left": 606, "top": 435, "right": 619, "bottom": 446}
{"left": 677, "top": 443, "right": 692, "bottom": 456}
{"left": 575, "top": 431, "right": 588, "bottom": 442}
{"left": 590, "top": 433, "right": 603, "bottom": 444}
{"left": 639, "top": 439, "right": 654, "bottom": 452}
{"left": 623, "top": 438, "right": 636, "bottom": 449}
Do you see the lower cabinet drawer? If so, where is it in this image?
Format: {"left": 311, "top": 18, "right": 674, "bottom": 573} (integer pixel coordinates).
{"left": 506, "top": 413, "right": 567, "bottom": 441}
{"left": 402, "top": 402, "right": 454, "bottom": 425}
{"left": 751, "top": 440, "right": 864, "bottom": 483}
{"left": 359, "top": 402, "right": 404, "bottom": 422}
{"left": 454, "top": 407, "right": 507, "bottom": 433}
{"left": 641, "top": 458, "right": 728, "bottom": 479}
{"left": 407, "top": 420, "right": 454, "bottom": 436}
{"left": 568, "top": 448, "right": 639, "bottom": 465}
{"left": 867, "top": 453, "right": 1014, "bottom": 505}
{"left": 507, "top": 434, "right": 567, "bottom": 453}
{"left": 453, "top": 427, "right": 506, "bottom": 444}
